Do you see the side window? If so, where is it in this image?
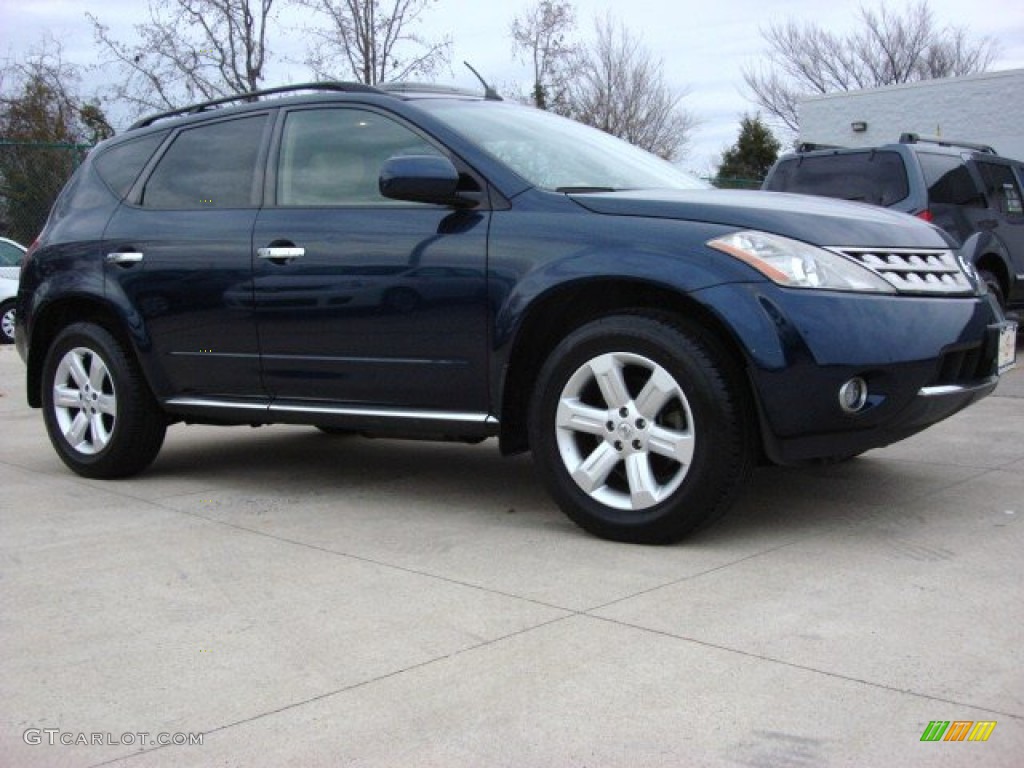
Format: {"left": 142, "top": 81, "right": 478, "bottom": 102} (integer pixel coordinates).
{"left": 94, "top": 131, "right": 168, "bottom": 198}
{"left": 918, "top": 153, "right": 984, "bottom": 207}
{"left": 276, "top": 108, "right": 442, "bottom": 206}
{"left": 142, "top": 116, "right": 267, "bottom": 208}
{"left": 976, "top": 161, "right": 1024, "bottom": 217}
{"left": 766, "top": 152, "right": 909, "bottom": 206}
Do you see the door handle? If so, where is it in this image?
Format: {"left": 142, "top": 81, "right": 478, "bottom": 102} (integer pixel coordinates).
{"left": 106, "top": 252, "right": 144, "bottom": 264}
{"left": 257, "top": 247, "right": 305, "bottom": 259}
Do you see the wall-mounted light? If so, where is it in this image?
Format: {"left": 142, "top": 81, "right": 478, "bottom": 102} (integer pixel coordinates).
{"left": 851, "top": 121, "right": 868, "bottom": 133}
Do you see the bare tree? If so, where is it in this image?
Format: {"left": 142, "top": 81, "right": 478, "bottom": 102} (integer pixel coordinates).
{"left": 300, "top": 0, "right": 451, "bottom": 84}
{"left": 744, "top": 1, "right": 998, "bottom": 133}
{"left": 563, "top": 15, "right": 695, "bottom": 161}
{"left": 89, "top": 0, "right": 277, "bottom": 116}
{"left": 510, "top": 0, "right": 577, "bottom": 110}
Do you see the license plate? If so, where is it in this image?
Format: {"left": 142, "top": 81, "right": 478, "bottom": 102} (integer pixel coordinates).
{"left": 997, "top": 323, "right": 1017, "bottom": 374}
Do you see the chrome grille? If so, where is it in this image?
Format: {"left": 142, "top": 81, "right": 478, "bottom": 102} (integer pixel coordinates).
{"left": 831, "top": 248, "right": 972, "bottom": 295}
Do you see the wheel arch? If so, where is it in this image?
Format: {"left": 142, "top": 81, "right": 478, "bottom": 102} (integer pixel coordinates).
{"left": 26, "top": 297, "right": 136, "bottom": 408}
{"left": 974, "top": 252, "right": 1010, "bottom": 302}
{"left": 962, "top": 230, "right": 1013, "bottom": 305}
{"left": 496, "top": 278, "right": 757, "bottom": 456}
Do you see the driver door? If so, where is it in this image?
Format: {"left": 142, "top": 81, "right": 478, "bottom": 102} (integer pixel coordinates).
{"left": 252, "top": 106, "right": 491, "bottom": 412}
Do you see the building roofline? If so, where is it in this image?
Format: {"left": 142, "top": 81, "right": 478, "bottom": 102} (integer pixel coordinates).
{"left": 799, "top": 67, "right": 1024, "bottom": 105}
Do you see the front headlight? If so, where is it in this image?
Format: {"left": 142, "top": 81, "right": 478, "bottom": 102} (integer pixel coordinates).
{"left": 708, "top": 231, "right": 896, "bottom": 293}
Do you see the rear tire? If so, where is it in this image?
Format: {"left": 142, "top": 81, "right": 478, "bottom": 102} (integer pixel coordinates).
{"left": 42, "top": 323, "right": 166, "bottom": 478}
{"left": 528, "top": 314, "right": 754, "bottom": 544}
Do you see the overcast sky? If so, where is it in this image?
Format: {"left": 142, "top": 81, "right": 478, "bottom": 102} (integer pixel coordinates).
{"left": 2, "top": 0, "right": 1023, "bottom": 173}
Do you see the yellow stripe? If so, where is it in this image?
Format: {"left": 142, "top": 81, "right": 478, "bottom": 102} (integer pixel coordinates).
{"left": 967, "top": 721, "right": 997, "bottom": 742}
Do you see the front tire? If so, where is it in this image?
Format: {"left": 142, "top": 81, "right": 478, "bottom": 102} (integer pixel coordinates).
{"left": 529, "top": 314, "right": 754, "bottom": 544}
{"left": 42, "top": 323, "right": 166, "bottom": 478}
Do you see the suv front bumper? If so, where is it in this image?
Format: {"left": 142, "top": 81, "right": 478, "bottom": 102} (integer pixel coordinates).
{"left": 695, "top": 283, "right": 1012, "bottom": 465}
{"left": 760, "top": 375, "right": 998, "bottom": 464}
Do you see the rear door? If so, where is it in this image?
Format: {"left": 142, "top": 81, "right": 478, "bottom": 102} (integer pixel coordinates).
{"left": 103, "top": 114, "right": 271, "bottom": 399}
{"left": 917, "top": 152, "right": 987, "bottom": 245}
{"left": 252, "top": 105, "right": 490, "bottom": 412}
{"left": 972, "top": 159, "right": 1024, "bottom": 303}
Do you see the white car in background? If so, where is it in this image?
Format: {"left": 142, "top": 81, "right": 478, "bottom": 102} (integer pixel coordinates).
{"left": 0, "top": 237, "right": 26, "bottom": 344}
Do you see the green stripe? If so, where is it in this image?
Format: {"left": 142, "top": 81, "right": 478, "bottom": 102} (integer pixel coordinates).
{"left": 920, "top": 721, "right": 949, "bottom": 741}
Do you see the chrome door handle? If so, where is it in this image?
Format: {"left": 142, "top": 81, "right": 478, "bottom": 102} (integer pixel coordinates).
{"left": 257, "top": 247, "right": 305, "bottom": 259}
{"left": 106, "top": 252, "right": 144, "bottom": 264}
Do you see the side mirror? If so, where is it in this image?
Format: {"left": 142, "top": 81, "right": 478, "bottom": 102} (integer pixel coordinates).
{"left": 379, "top": 155, "right": 468, "bottom": 206}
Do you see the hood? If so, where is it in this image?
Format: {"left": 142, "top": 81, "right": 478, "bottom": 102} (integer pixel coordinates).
{"left": 569, "top": 189, "right": 952, "bottom": 250}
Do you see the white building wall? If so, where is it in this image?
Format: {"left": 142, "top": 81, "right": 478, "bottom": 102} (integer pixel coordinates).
{"left": 798, "top": 69, "right": 1024, "bottom": 160}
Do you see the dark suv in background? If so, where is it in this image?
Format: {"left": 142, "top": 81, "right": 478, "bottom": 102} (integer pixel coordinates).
{"left": 15, "top": 84, "right": 1017, "bottom": 543}
{"left": 763, "top": 134, "right": 1024, "bottom": 312}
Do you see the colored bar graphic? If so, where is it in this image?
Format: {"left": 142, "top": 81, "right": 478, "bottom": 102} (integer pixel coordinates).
{"left": 920, "top": 720, "right": 997, "bottom": 742}
{"left": 944, "top": 721, "right": 973, "bottom": 741}
{"left": 967, "top": 722, "right": 997, "bottom": 742}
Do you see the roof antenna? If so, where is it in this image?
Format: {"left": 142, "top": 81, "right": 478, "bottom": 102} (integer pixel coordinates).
{"left": 463, "top": 61, "right": 503, "bottom": 101}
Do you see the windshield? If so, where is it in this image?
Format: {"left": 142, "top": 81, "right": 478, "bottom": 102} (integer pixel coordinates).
{"left": 421, "top": 101, "right": 707, "bottom": 192}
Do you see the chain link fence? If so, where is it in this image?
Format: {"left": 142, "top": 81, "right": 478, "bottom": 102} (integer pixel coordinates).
{"left": 0, "top": 140, "right": 92, "bottom": 246}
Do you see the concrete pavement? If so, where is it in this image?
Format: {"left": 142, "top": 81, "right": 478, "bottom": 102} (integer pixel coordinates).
{"left": 1, "top": 342, "right": 1021, "bottom": 767}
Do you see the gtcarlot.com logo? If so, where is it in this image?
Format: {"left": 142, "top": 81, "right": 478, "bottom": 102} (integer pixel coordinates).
{"left": 920, "top": 720, "right": 997, "bottom": 742}
{"left": 23, "top": 729, "right": 203, "bottom": 747}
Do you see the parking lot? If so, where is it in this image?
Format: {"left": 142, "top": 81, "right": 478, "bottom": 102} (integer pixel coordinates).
{"left": 1, "top": 340, "right": 1021, "bottom": 766}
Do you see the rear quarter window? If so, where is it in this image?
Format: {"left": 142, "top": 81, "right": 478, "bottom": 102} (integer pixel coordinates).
{"left": 94, "top": 131, "right": 168, "bottom": 198}
{"left": 766, "top": 152, "right": 909, "bottom": 207}
{"left": 917, "top": 153, "right": 985, "bottom": 207}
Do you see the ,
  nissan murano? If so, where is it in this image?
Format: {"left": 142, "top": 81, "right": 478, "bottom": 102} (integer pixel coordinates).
{"left": 15, "top": 83, "right": 1018, "bottom": 543}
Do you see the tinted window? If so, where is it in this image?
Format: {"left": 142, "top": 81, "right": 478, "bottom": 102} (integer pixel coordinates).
{"left": 766, "top": 152, "right": 909, "bottom": 206}
{"left": 94, "top": 132, "right": 167, "bottom": 198}
{"left": 142, "top": 116, "right": 266, "bottom": 208}
{"left": 277, "top": 108, "right": 441, "bottom": 206}
{"left": 918, "top": 153, "right": 984, "bottom": 207}
{"left": 976, "top": 161, "right": 1024, "bottom": 216}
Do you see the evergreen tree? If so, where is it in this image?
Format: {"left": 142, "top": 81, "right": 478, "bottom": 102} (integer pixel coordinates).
{"left": 716, "top": 115, "right": 780, "bottom": 187}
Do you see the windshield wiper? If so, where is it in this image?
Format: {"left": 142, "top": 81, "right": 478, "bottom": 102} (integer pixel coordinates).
{"left": 555, "top": 186, "right": 618, "bottom": 193}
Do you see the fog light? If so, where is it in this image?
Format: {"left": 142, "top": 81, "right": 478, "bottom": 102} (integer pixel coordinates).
{"left": 839, "top": 377, "right": 868, "bottom": 413}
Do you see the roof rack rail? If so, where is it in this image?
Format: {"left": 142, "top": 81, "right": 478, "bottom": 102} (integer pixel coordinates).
{"left": 796, "top": 142, "right": 844, "bottom": 153}
{"left": 129, "top": 82, "right": 384, "bottom": 130}
{"left": 898, "top": 132, "right": 997, "bottom": 154}
{"left": 379, "top": 82, "right": 483, "bottom": 98}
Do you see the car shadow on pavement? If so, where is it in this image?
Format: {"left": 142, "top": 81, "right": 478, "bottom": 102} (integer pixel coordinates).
{"left": 136, "top": 426, "right": 960, "bottom": 545}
